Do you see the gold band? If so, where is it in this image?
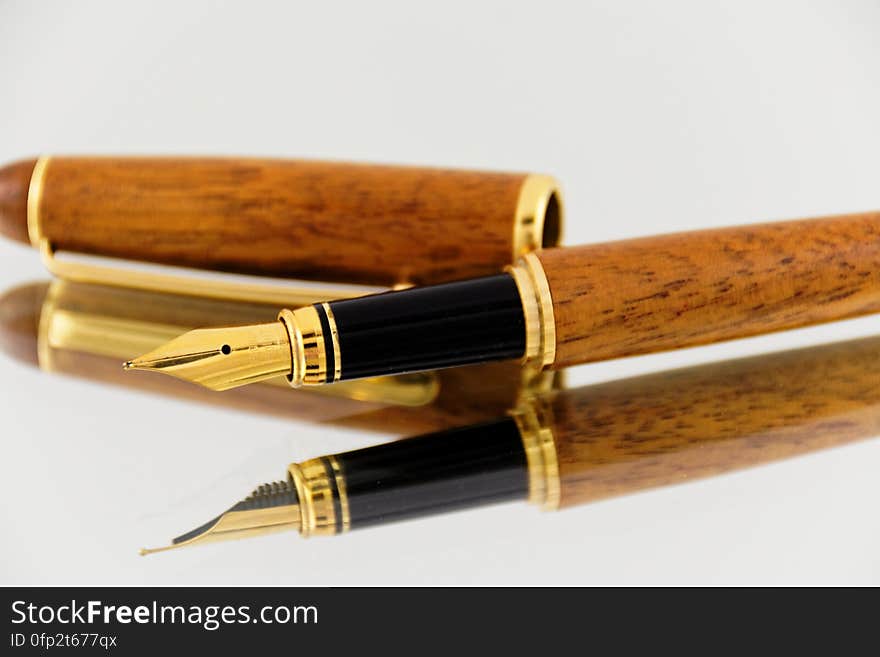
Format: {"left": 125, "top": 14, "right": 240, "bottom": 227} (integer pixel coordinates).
{"left": 288, "top": 458, "right": 338, "bottom": 537}
{"left": 322, "top": 302, "right": 342, "bottom": 383}
{"left": 508, "top": 264, "right": 541, "bottom": 365}
{"left": 509, "top": 252, "right": 556, "bottom": 371}
{"left": 511, "top": 398, "right": 560, "bottom": 510}
{"left": 278, "top": 305, "right": 331, "bottom": 387}
{"left": 27, "top": 156, "right": 51, "bottom": 247}
{"left": 327, "top": 455, "right": 351, "bottom": 532}
{"left": 512, "top": 174, "right": 564, "bottom": 258}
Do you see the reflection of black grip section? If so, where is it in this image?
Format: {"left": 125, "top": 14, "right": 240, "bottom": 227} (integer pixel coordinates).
{"left": 328, "top": 273, "right": 526, "bottom": 380}
{"left": 336, "top": 417, "right": 528, "bottom": 529}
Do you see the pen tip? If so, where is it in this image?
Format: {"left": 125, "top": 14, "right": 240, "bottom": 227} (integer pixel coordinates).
{"left": 124, "top": 356, "right": 158, "bottom": 372}
{"left": 140, "top": 479, "right": 301, "bottom": 556}
{"left": 139, "top": 545, "right": 172, "bottom": 557}
{"left": 125, "top": 323, "right": 292, "bottom": 391}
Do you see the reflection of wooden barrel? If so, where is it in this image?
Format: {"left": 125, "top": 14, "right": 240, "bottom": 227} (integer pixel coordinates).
{"left": 551, "top": 336, "right": 880, "bottom": 507}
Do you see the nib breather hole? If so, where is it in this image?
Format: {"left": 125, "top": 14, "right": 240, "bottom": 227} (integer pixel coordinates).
{"left": 220, "top": 344, "right": 232, "bottom": 355}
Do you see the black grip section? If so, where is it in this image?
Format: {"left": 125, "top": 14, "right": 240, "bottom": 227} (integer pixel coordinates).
{"left": 335, "top": 417, "right": 528, "bottom": 529}
{"left": 328, "top": 273, "right": 525, "bottom": 380}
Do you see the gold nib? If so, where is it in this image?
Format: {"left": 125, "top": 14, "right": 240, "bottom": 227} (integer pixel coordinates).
{"left": 124, "top": 322, "right": 292, "bottom": 391}
{"left": 141, "top": 480, "right": 301, "bottom": 556}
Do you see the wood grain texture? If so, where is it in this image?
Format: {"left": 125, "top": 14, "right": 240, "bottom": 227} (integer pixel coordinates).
{"left": 36, "top": 157, "right": 539, "bottom": 285}
{"left": 539, "top": 213, "right": 880, "bottom": 367}
{"left": 0, "top": 158, "right": 37, "bottom": 243}
{"left": 551, "top": 335, "right": 880, "bottom": 507}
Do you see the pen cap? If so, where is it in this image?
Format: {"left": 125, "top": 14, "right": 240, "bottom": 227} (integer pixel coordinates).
{"left": 5, "top": 157, "right": 563, "bottom": 286}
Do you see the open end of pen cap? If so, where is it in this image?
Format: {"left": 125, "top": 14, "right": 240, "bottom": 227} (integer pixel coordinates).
{"left": 140, "top": 480, "right": 301, "bottom": 556}
{"left": 123, "top": 321, "right": 293, "bottom": 391}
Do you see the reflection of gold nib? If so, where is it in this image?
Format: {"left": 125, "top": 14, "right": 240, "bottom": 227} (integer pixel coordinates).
{"left": 140, "top": 481, "right": 301, "bottom": 556}
{"left": 124, "top": 322, "right": 292, "bottom": 391}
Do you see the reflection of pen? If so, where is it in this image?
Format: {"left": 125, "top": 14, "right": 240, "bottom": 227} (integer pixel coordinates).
{"left": 144, "top": 333, "right": 880, "bottom": 553}
{"left": 129, "top": 212, "right": 880, "bottom": 391}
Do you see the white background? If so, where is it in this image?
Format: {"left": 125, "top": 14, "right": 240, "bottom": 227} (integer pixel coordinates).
{"left": 1, "top": 0, "right": 879, "bottom": 584}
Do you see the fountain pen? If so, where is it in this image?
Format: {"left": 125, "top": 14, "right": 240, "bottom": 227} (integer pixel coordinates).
{"left": 127, "top": 210, "right": 880, "bottom": 391}
{"left": 142, "top": 332, "right": 880, "bottom": 553}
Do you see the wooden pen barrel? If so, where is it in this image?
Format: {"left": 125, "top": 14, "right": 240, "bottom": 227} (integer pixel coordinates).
{"left": 22, "top": 157, "right": 563, "bottom": 286}
{"left": 550, "top": 335, "right": 880, "bottom": 507}
{"left": 539, "top": 213, "right": 880, "bottom": 368}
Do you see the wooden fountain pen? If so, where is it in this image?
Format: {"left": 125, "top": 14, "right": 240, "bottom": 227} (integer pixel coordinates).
{"left": 126, "top": 211, "right": 880, "bottom": 391}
